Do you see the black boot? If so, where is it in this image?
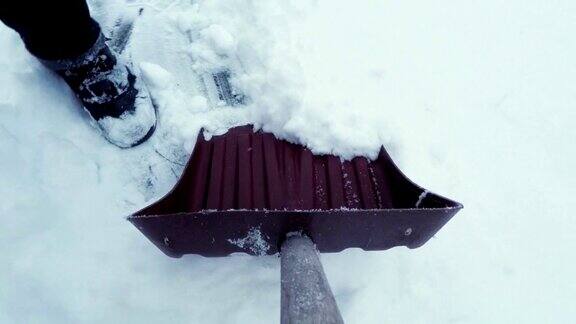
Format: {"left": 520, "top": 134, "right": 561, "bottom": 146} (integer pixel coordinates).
{"left": 41, "top": 34, "right": 156, "bottom": 148}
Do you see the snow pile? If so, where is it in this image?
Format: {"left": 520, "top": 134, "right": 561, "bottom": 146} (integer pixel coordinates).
{"left": 127, "top": 0, "right": 389, "bottom": 159}
{"left": 1, "top": 0, "right": 576, "bottom": 323}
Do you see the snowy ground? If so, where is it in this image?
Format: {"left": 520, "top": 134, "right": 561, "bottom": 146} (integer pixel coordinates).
{"left": 1, "top": 0, "right": 575, "bottom": 323}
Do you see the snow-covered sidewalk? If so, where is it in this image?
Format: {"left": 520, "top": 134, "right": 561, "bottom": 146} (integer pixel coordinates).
{"left": 1, "top": 0, "right": 575, "bottom": 323}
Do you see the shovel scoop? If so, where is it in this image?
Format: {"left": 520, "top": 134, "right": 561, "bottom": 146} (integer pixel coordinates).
{"left": 129, "top": 125, "right": 462, "bottom": 323}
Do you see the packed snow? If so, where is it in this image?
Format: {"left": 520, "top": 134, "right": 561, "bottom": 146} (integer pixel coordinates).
{"left": 1, "top": 0, "right": 575, "bottom": 323}
{"left": 227, "top": 227, "right": 270, "bottom": 256}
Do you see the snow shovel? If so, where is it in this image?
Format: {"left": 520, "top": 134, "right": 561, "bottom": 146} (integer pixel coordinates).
{"left": 129, "top": 125, "right": 462, "bottom": 323}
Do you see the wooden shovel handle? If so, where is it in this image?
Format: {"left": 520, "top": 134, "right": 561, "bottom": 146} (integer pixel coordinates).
{"left": 281, "top": 235, "right": 345, "bottom": 324}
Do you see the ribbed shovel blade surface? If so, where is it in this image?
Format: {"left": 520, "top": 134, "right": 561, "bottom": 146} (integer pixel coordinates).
{"left": 130, "top": 125, "right": 462, "bottom": 257}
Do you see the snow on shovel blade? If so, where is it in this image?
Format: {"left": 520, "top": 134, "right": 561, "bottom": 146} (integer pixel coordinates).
{"left": 129, "top": 125, "right": 462, "bottom": 257}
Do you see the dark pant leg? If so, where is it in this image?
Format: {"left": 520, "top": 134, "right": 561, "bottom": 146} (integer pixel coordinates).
{"left": 0, "top": 0, "right": 101, "bottom": 60}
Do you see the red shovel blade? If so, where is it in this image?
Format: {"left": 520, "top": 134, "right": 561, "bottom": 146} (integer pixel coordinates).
{"left": 129, "top": 125, "right": 462, "bottom": 257}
